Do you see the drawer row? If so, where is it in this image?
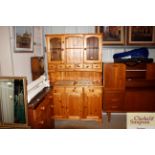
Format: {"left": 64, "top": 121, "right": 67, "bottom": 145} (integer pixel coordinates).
{"left": 48, "top": 63, "right": 102, "bottom": 70}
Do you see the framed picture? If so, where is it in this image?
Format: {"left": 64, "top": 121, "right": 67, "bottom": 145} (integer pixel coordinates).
{"left": 96, "top": 26, "right": 125, "bottom": 45}
{"left": 14, "top": 26, "right": 33, "bottom": 52}
{"left": 128, "top": 26, "right": 155, "bottom": 45}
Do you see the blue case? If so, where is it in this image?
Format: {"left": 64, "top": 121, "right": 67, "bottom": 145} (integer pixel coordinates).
{"left": 113, "top": 47, "right": 149, "bottom": 59}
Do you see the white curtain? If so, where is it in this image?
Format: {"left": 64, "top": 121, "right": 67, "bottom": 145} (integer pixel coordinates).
{"left": 0, "top": 80, "right": 14, "bottom": 123}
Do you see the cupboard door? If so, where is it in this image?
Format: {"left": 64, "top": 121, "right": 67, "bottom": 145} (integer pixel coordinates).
{"left": 46, "top": 36, "right": 65, "bottom": 63}
{"left": 84, "top": 35, "right": 102, "bottom": 63}
{"left": 66, "top": 87, "right": 83, "bottom": 119}
{"left": 65, "top": 36, "right": 84, "bottom": 64}
{"left": 104, "top": 63, "right": 126, "bottom": 90}
{"left": 52, "top": 87, "right": 65, "bottom": 118}
{"left": 84, "top": 87, "right": 102, "bottom": 119}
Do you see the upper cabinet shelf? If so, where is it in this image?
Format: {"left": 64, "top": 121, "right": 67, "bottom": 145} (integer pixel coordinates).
{"left": 46, "top": 34, "right": 102, "bottom": 65}
{"left": 46, "top": 35, "right": 65, "bottom": 63}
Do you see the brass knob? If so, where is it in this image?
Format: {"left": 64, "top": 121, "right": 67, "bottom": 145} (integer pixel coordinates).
{"left": 39, "top": 121, "right": 44, "bottom": 125}
{"left": 40, "top": 106, "right": 45, "bottom": 111}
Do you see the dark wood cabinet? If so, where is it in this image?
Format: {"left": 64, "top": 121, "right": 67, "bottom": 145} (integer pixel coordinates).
{"left": 103, "top": 63, "right": 155, "bottom": 121}
{"left": 28, "top": 88, "right": 54, "bottom": 129}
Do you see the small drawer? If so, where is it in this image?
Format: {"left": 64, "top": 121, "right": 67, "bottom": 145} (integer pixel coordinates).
{"left": 66, "top": 64, "right": 74, "bottom": 69}
{"left": 75, "top": 64, "right": 83, "bottom": 69}
{"left": 57, "top": 64, "right": 65, "bottom": 70}
{"left": 48, "top": 64, "right": 56, "bottom": 70}
{"left": 93, "top": 64, "right": 101, "bottom": 69}
{"left": 83, "top": 64, "right": 92, "bottom": 69}
{"left": 66, "top": 87, "right": 83, "bottom": 93}
{"left": 104, "top": 92, "right": 124, "bottom": 110}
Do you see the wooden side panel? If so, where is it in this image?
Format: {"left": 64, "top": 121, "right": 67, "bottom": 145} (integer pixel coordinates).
{"left": 146, "top": 63, "right": 155, "bottom": 80}
{"left": 125, "top": 90, "right": 155, "bottom": 111}
{"left": 104, "top": 63, "right": 126, "bottom": 89}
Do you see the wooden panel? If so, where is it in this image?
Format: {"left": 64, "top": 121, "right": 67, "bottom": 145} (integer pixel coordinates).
{"left": 52, "top": 87, "right": 65, "bottom": 118}
{"left": 48, "top": 72, "right": 65, "bottom": 83}
{"left": 65, "top": 72, "right": 84, "bottom": 81}
{"left": 66, "top": 87, "right": 83, "bottom": 119}
{"left": 45, "top": 94, "right": 55, "bottom": 128}
{"left": 104, "top": 90, "right": 124, "bottom": 111}
{"left": 125, "top": 89, "right": 155, "bottom": 111}
{"left": 66, "top": 49, "right": 83, "bottom": 64}
{"left": 126, "top": 70, "right": 146, "bottom": 79}
{"left": 65, "top": 36, "right": 84, "bottom": 48}
{"left": 146, "top": 63, "right": 155, "bottom": 80}
{"left": 104, "top": 63, "right": 126, "bottom": 89}
{"left": 84, "top": 87, "right": 102, "bottom": 119}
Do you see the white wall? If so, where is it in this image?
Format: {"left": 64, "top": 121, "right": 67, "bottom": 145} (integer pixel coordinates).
{"left": 10, "top": 27, "right": 44, "bottom": 83}
{"left": 0, "top": 26, "right": 44, "bottom": 83}
{"left": 0, "top": 27, "right": 14, "bottom": 76}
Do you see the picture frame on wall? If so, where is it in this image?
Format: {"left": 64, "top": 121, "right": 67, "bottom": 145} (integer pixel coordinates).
{"left": 14, "top": 26, "right": 33, "bottom": 52}
{"left": 96, "top": 26, "right": 125, "bottom": 45}
{"left": 128, "top": 26, "right": 155, "bottom": 45}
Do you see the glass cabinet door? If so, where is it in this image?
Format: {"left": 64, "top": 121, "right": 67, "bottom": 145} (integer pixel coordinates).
{"left": 46, "top": 36, "right": 64, "bottom": 63}
{"left": 84, "top": 35, "right": 102, "bottom": 63}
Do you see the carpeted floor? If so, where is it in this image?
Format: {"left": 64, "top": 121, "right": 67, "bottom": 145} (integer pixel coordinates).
{"left": 54, "top": 113, "right": 126, "bottom": 129}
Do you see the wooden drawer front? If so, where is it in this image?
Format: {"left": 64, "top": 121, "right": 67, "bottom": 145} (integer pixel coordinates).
{"left": 83, "top": 64, "right": 92, "bottom": 69}
{"left": 35, "top": 103, "right": 47, "bottom": 128}
{"left": 104, "top": 92, "right": 124, "bottom": 111}
{"left": 93, "top": 63, "right": 101, "bottom": 69}
{"left": 66, "top": 64, "right": 74, "bottom": 69}
{"left": 126, "top": 71, "right": 146, "bottom": 79}
{"left": 57, "top": 64, "right": 65, "bottom": 70}
{"left": 48, "top": 64, "right": 56, "bottom": 70}
{"left": 66, "top": 87, "right": 83, "bottom": 93}
{"left": 74, "top": 64, "right": 83, "bottom": 69}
